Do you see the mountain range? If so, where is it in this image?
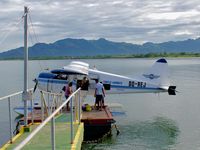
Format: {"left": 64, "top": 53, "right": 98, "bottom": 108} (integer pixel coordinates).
{"left": 0, "top": 37, "right": 200, "bottom": 59}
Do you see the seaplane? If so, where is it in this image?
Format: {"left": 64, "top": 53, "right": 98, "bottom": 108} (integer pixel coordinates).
{"left": 14, "top": 58, "right": 176, "bottom": 115}
{"left": 34, "top": 58, "right": 176, "bottom": 95}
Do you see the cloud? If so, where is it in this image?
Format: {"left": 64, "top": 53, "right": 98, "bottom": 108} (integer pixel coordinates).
{"left": 0, "top": 0, "right": 200, "bottom": 51}
{"left": 146, "top": 10, "right": 199, "bottom": 20}
{"left": 174, "top": 30, "right": 193, "bottom": 36}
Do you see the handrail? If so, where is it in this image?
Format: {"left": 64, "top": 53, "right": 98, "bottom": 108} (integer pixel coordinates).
{"left": 14, "top": 88, "right": 81, "bottom": 150}
{"left": 0, "top": 88, "right": 34, "bottom": 145}
{"left": 41, "top": 90, "right": 63, "bottom": 96}
{"left": 0, "top": 88, "right": 33, "bottom": 101}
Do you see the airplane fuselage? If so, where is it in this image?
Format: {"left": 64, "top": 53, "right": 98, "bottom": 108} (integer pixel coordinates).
{"left": 37, "top": 68, "right": 166, "bottom": 95}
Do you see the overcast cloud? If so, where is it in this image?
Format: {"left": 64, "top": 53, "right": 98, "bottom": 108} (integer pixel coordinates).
{"left": 0, "top": 0, "right": 200, "bottom": 52}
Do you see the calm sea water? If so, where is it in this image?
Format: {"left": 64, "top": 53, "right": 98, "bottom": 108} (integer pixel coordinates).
{"left": 0, "top": 58, "right": 200, "bottom": 149}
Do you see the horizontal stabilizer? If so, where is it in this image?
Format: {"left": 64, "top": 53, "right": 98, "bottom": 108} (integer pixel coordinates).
{"left": 168, "top": 86, "right": 176, "bottom": 95}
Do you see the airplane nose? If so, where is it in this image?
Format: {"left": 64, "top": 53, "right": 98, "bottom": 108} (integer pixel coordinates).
{"left": 33, "top": 78, "right": 38, "bottom": 92}
{"left": 33, "top": 78, "right": 37, "bottom": 83}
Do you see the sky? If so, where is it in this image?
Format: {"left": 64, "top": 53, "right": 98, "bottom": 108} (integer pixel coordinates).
{"left": 0, "top": 0, "right": 200, "bottom": 52}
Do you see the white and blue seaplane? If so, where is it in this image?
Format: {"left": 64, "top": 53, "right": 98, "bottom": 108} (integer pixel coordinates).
{"left": 34, "top": 58, "right": 176, "bottom": 95}
{"left": 14, "top": 58, "right": 176, "bottom": 115}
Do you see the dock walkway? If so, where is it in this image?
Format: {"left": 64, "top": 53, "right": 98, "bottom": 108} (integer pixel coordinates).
{"left": 4, "top": 114, "right": 83, "bottom": 150}
{"left": 0, "top": 89, "right": 116, "bottom": 149}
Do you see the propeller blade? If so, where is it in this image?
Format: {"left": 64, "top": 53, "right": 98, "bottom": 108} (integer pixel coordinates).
{"left": 33, "top": 78, "right": 38, "bottom": 93}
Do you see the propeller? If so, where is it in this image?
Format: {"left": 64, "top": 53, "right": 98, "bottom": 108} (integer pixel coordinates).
{"left": 33, "top": 78, "right": 38, "bottom": 93}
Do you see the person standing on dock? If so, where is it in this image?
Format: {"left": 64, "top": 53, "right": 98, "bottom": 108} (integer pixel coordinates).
{"left": 65, "top": 82, "right": 73, "bottom": 111}
{"left": 94, "top": 79, "right": 105, "bottom": 110}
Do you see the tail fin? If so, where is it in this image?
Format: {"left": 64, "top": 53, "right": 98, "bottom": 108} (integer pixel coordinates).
{"left": 168, "top": 86, "right": 176, "bottom": 95}
{"left": 138, "top": 58, "right": 170, "bottom": 88}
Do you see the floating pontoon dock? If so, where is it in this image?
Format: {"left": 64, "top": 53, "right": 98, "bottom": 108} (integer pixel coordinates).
{"left": 0, "top": 88, "right": 116, "bottom": 150}
{"left": 81, "top": 106, "right": 115, "bottom": 141}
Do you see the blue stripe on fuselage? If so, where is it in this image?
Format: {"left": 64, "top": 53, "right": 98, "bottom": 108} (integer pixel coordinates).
{"left": 111, "top": 85, "right": 161, "bottom": 91}
{"left": 38, "top": 78, "right": 67, "bottom": 84}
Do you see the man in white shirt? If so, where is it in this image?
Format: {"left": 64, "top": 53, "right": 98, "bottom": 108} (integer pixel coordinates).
{"left": 94, "top": 79, "right": 105, "bottom": 110}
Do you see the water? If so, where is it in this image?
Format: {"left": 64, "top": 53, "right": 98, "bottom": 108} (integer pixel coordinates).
{"left": 0, "top": 58, "right": 200, "bottom": 149}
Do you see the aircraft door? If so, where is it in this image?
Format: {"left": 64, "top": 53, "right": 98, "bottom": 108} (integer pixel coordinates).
{"left": 77, "top": 80, "right": 82, "bottom": 89}
{"left": 77, "top": 77, "right": 89, "bottom": 91}
{"left": 47, "top": 79, "right": 52, "bottom": 92}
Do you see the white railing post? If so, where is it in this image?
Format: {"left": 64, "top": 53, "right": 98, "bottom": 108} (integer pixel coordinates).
{"left": 51, "top": 116, "right": 55, "bottom": 150}
{"left": 48, "top": 93, "right": 50, "bottom": 115}
{"left": 30, "top": 91, "right": 34, "bottom": 124}
{"left": 70, "top": 97, "right": 73, "bottom": 144}
{"left": 59, "top": 95, "right": 62, "bottom": 114}
{"left": 74, "top": 94, "right": 77, "bottom": 122}
{"left": 41, "top": 92, "right": 44, "bottom": 122}
{"left": 78, "top": 91, "right": 81, "bottom": 124}
{"left": 8, "top": 97, "right": 13, "bottom": 143}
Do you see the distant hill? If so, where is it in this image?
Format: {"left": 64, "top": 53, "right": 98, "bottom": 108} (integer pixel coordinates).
{"left": 0, "top": 37, "right": 200, "bottom": 59}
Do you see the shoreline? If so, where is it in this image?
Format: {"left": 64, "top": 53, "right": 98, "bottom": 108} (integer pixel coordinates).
{"left": 0, "top": 52, "right": 199, "bottom": 61}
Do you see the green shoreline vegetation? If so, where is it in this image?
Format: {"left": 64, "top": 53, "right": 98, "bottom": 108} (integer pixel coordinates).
{"left": 0, "top": 52, "right": 200, "bottom": 60}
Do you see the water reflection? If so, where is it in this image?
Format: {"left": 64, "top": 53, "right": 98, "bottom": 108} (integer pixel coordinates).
{"left": 82, "top": 116, "right": 179, "bottom": 150}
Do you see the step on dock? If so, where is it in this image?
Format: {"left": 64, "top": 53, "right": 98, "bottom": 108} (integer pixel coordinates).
{"left": 19, "top": 108, "right": 48, "bottom": 123}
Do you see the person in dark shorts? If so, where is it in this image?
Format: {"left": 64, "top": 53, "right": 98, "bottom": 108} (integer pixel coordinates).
{"left": 94, "top": 79, "right": 105, "bottom": 110}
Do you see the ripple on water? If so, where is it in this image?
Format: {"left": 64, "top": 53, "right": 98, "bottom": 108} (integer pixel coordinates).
{"left": 82, "top": 116, "right": 180, "bottom": 150}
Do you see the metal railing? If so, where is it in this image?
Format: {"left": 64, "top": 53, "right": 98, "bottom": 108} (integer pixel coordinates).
{"left": 0, "top": 88, "right": 33, "bottom": 144}
{"left": 39, "top": 91, "right": 63, "bottom": 121}
{"left": 14, "top": 88, "right": 82, "bottom": 150}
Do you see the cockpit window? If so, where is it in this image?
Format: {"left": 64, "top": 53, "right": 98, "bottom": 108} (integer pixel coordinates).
{"left": 38, "top": 73, "right": 57, "bottom": 79}
{"left": 54, "top": 74, "right": 68, "bottom": 80}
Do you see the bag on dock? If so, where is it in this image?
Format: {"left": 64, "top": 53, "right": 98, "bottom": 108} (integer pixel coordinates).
{"left": 82, "top": 104, "right": 92, "bottom": 112}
